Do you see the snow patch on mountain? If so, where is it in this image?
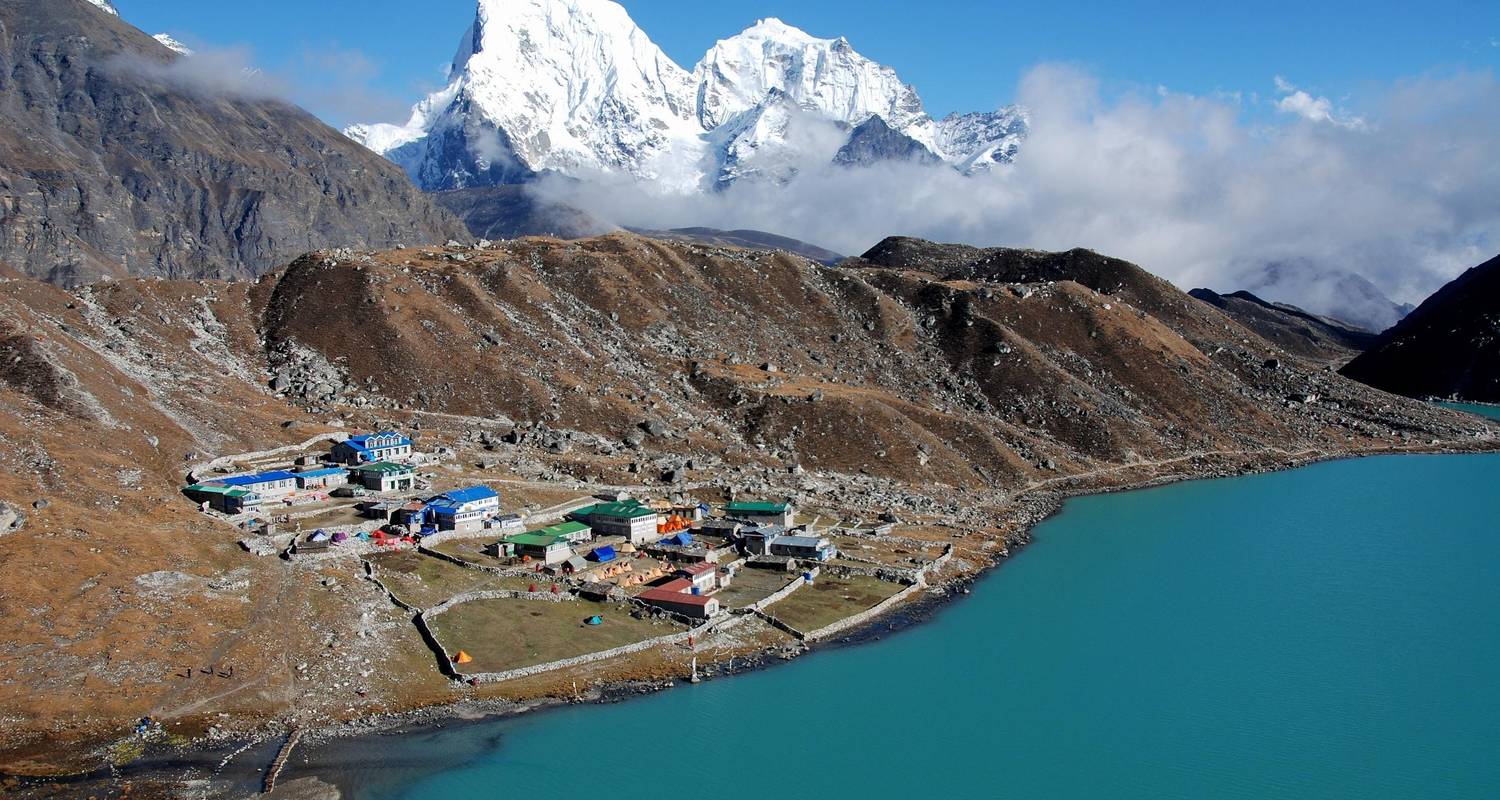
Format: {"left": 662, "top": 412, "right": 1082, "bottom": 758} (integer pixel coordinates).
{"left": 152, "top": 33, "right": 194, "bottom": 56}
{"left": 937, "top": 108, "right": 1029, "bottom": 174}
{"left": 83, "top": 0, "right": 118, "bottom": 15}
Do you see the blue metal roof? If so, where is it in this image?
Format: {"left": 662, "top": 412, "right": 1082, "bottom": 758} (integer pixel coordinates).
{"left": 345, "top": 431, "right": 410, "bottom": 448}
{"left": 432, "top": 486, "right": 498, "bottom": 505}
{"left": 296, "top": 467, "right": 346, "bottom": 478}
{"left": 222, "top": 470, "right": 298, "bottom": 487}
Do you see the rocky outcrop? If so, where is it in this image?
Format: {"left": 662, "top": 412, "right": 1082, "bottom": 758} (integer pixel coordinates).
{"left": 833, "top": 116, "right": 942, "bottom": 167}
{"left": 0, "top": 0, "right": 463, "bottom": 284}
{"left": 1341, "top": 254, "right": 1500, "bottom": 401}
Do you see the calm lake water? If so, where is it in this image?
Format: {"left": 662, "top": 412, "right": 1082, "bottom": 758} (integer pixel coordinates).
{"left": 326, "top": 454, "right": 1500, "bottom": 800}
{"left": 1440, "top": 401, "right": 1500, "bottom": 421}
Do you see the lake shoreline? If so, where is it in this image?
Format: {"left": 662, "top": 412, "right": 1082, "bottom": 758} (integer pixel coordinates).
{"left": 11, "top": 438, "right": 1500, "bottom": 799}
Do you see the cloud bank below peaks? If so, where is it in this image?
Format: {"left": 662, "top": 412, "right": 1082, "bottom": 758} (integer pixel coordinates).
{"left": 535, "top": 64, "right": 1500, "bottom": 309}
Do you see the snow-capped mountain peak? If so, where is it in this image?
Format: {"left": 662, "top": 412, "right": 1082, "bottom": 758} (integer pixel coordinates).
{"left": 347, "top": 4, "right": 1030, "bottom": 192}
{"left": 347, "top": 0, "right": 703, "bottom": 190}
{"left": 692, "top": 17, "right": 939, "bottom": 152}
{"left": 83, "top": 0, "right": 118, "bottom": 15}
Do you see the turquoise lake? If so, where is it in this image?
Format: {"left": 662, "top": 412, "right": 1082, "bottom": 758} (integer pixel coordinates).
{"left": 327, "top": 453, "right": 1500, "bottom": 800}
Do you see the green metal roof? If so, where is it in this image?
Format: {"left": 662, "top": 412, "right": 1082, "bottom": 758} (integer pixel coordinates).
{"left": 185, "top": 484, "right": 233, "bottom": 495}
{"left": 726, "top": 501, "right": 790, "bottom": 514}
{"left": 506, "top": 532, "right": 569, "bottom": 548}
{"left": 529, "top": 520, "right": 591, "bottom": 538}
{"left": 352, "top": 461, "right": 413, "bottom": 474}
{"left": 589, "top": 502, "right": 657, "bottom": 519}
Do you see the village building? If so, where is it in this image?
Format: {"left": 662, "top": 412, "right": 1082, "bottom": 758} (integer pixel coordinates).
{"left": 423, "top": 485, "right": 501, "bottom": 532}
{"left": 218, "top": 470, "right": 298, "bottom": 499}
{"left": 332, "top": 431, "right": 413, "bottom": 465}
{"left": 581, "top": 502, "right": 660, "bottom": 543}
{"left": 739, "top": 524, "right": 788, "bottom": 555}
{"left": 293, "top": 466, "right": 347, "bottom": 491}
{"left": 697, "top": 518, "right": 743, "bottom": 538}
{"left": 724, "top": 500, "right": 794, "bottom": 527}
{"left": 351, "top": 461, "right": 416, "bottom": 493}
{"left": 527, "top": 520, "right": 592, "bottom": 546}
{"left": 505, "top": 531, "right": 573, "bottom": 565}
{"left": 769, "top": 534, "right": 839, "bottom": 562}
{"left": 490, "top": 513, "right": 525, "bottom": 534}
{"left": 675, "top": 561, "right": 726, "bottom": 592}
{"left": 578, "top": 581, "right": 627, "bottom": 602}
{"left": 637, "top": 578, "right": 720, "bottom": 619}
{"left": 184, "top": 484, "right": 262, "bottom": 514}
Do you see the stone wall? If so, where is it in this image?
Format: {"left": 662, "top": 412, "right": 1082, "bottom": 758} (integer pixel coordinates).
{"left": 186, "top": 432, "right": 348, "bottom": 483}
{"left": 748, "top": 567, "right": 819, "bottom": 612}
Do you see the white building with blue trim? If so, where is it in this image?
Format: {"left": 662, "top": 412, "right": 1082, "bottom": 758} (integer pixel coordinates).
{"left": 423, "top": 485, "right": 502, "bottom": 532}
{"left": 332, "top": 432, "right": 413, "bottom": 465}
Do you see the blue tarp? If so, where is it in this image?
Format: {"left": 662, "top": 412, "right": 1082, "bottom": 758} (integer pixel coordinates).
{"left": 660, "top": 532, "right": 694, "bottom": 546}
{"left": 588, "top": 545, "right": 617, "bottom": 562}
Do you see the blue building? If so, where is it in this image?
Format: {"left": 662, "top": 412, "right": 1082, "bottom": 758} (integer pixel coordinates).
{"left": 219, "top": 470, "right": 298, "bottom": 499}
{"left": 332, "top": 432, "right": 413, "bottom": 465}
{"left": 423, "top": 485, "right": 502, "bottom": 532}
{"left": 293, "top": 466, "right": 348, "bottom": 490}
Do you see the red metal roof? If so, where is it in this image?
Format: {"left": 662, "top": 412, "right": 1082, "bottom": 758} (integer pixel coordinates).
{"left": 639, "top": 582, "right": 711, "bottom": 606}
{"left": 677, "top": 562, "right": 717, "bottom": 576}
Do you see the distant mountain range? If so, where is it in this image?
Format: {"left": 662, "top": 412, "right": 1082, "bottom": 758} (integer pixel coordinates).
{"left": 344, "top": 0, "right": 1028, "bottom": 193}
{"left": 1232, "top": 261, "right": 1415, "bottom": 334}
{"left": 1341, "top": 254, "right": 1500, "bottom": 402}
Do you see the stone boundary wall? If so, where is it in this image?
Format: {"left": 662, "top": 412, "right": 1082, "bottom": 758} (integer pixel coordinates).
{"left": 417, "top": 545, "right": 509, "bottom": 575}
{"left": 928, "top": 543, "right": 956, "bottom": 573}
{"left": 748, "top": 608, "right": 806, "bottom": 640}
{"left": 748, "top": 567, "right": 819, "bottom": 612}
{"left": 824, "top": 562, "right": 922, "bottom": 583}
{"left": 186, "top": 432, "right": 348, "bottom": 483}
{"left": 361, "top": 560, "right": 417, "bottom": 613}
{"left": 804, "top": 578, "right": 928, "bottom": 642}
{"left": 424, "top": 589, "right": 577, "bottom": 620}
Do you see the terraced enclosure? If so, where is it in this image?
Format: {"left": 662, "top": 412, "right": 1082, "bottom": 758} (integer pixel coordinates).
{"left": 429, "top": 599, "right": 685, "bottom": 674}
{"left": 764, "top": 575, "right": 907, "bottom": 632}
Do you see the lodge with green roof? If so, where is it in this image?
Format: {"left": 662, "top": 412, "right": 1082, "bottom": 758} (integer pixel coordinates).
{"left": 183, "top": 483, "right": 262, "bottom": 514}
{"left": 504, "top": 528, "right": 577, "bottom": 565}
{"left": 574, "top": 500, "right": 661, "bottom": 543}
{"left": 724, "top": 500, "right": 795, "bottom": 527}
{"left": 350, "top": 461, "right": 415, "bottom": 492}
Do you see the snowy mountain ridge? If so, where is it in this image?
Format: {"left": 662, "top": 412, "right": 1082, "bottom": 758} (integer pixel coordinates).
{"left": 347, "top": 0, "right": 1028, "bottom": 191}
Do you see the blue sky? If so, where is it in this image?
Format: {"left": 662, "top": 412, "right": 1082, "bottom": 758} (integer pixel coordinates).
{"left": 117, "top": 0, "right": 1500, "bottom": 127}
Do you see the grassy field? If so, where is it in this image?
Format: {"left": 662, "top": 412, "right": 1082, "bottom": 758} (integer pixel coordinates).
{"left": 762, "top": 575, "right": 906, "bottom": 633}
{"left": 711, "top": 567, "right": 799, "bottom": 609}
{"left": 367, "top": 550, "right": 536, "bottom": 609}
{"left": 429, "top": 598, "right": 683, "bottom": 673}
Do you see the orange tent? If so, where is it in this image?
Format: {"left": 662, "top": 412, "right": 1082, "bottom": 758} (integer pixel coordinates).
{"left": 453, "top": 651, "right": 473, "bottom": 665}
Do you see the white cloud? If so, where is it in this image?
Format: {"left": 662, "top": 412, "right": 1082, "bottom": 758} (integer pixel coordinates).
{"left": 535, "top": 65, "right": 1500, "bottom": 308}
{"left": 1273, "top": 76, "right": 1367, "bottom": 129}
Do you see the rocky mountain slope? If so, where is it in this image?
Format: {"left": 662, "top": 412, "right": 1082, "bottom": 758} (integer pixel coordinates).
{"left": 1340, "top": 254, "right": 1500, "bottom": 401}
{"left": 1188, "top": 288, "right": 1375, "bottom": 363}
{"left": 0, "top": 233, "right": 1493, "bottom": 775}
{"left": 0, "top": 0, "right": 462, "bottom": 284}
{"left": 347, "top": 0, "right": 1028, "bottom": 191}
